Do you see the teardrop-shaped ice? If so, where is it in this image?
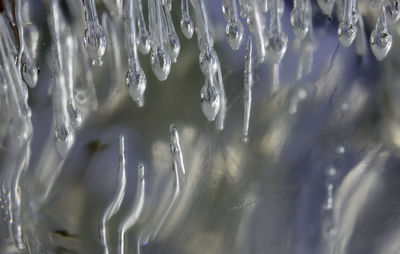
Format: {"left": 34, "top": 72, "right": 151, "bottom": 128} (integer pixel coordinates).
{"left": 385, "top": 0, "right": 400, "bottom": 26}
{"left": 199, "top": 47, "right": 218, "bottom": 74}
{"left": 21, "top": 54, "right": 39, "bottom": 88}
{"left": 165, "top": 34, "right": 180, "bottom": 63}
{"left": 200, "top": 72, "right": 220, "bottom": 121}
{"left": 338, "top": 21, "right": 357, "bottom": 47}
{"left": 226, "top": 20, "right": 244, "bottom": 50}
{"left": 290, "top": 0, "right": 311, "bottom": 39}
{"left": 151, "top": 46, "right": 171, "bottom": 81}
{"left": 126, "top": 68, "right": 146, "bottom": 107}
{"left": 54, "top": 124, "right": 74, "bottom": 156}
{"left": 84, "top": 22, "right": 107, "bottom": 66}
{"left": 370, "top": 8, "right": 392, "bottom": 61}
{"left": 266, "top": 31, "right": 288, "bottom": 64}
{"left": 180, "top": 16, "right": 194, "bottom": 39}
{"left": 137, "top": 29, "right": 151, "bottom": 55}
{"left": 67, "top": 103, "right": 82, "bottom": 129}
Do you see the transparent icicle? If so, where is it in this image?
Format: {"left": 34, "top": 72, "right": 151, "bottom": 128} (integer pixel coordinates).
{"left": 49, "top": 0, "right": 75, "bottom": 156}
{"left": 260, "top": 0, "right": 269, "bottom": 13}
{"left": 370, "top": 7, "right": 392, "bottom": 61}
{"left": 296, "top": 15, "right": 316, "bottom": 80}
{"left": 222, "top": 0, "right": 244, "bottom": 50}
{"left": 180, "top": 0, "right": 194, "bottom": 39}
{"left": 101, "top": 136, "right": 127, "bottom": 254}
{"left": 124, "top": 0, "right": 146, "bottom": 106}
{"left": 216, "top": 61, "right": 226, "bottom": 130}
{"left": 118, "top": 162, "right": 146, "bottom": 254}
{"left": 169, "top": 125, "right": 186, "bottom": 175}
{"left": 242, "top": 37, "right": 253, "bottom": 142}
{"left": 244, "top": 0, "right": 266, "bottom": 63}
{"left": 322, "top": 182, "right": 337, "bottom": 237}
{"left": 163, "top": 2, "right": 181, "bottom": 62}
{"left": 338, "top": 0, "right": 357, "bottom": 47}
{"left": 146, "top": 125, "right": 185, "bottom": 242}
{"left": 191, "top": 0, "right": 214, "bottom": 51}
{"left": 385, "top": 0, "right": 400, "bottom": 26}
{"left": 0, "top": 26, "right": 33, "bottom": 250}
{"left": 201, "top": 66, "right": 221, "bottom": 121}
{"left": 64, "top": 37, "right": 82, "bottom": 129}
{"left": 83, "top": 0, "right": 107, "bottom": 66}
{"left": 290, "top": 0, "right": 312, "bottom": 40}
{"left": 15, "top": 0, "right": 39, "bottom": 88}
{"left": 136, "top": 0, "right": 151, "bottom": 54}
{"left": 149, "top": 0, "right": 171, "bottom": 81}
{"left": 266, "top": 0, "right": 288, "bottom": 64}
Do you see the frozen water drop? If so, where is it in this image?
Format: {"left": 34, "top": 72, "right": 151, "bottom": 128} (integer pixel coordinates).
{"left": 370, "top": 8, "right": 392, "bottom": 61}
{"left": 84, "top": 22, "right": 107, "bottom": 66}
{"left": 54, "top": 125, "right": 74, "bottom": 156}
{"left": 338, "top": 22, "right": 357, "bottom": 47}
{"left": 21, "top": 54, "right": 39, "bottom": 88}
{"left": 290, "top": 2, "right": 311, "bottom": 39}
{"left": 137, "top": 31, "right": 151, "bottom": 55}
{"left": 226, "top": 20, "right": 244, "bottom": 50}
{"left": 200, "top": 74, "right": 220, "bottom": 121}
{"left": 266, "top": 32, "right": 288, "bottom": 64}
{"left": 165, "top": 34, "right": 181, "bottom": 62}
{"left": 67, "top": 103, "right": 82, "bottom": 128}
{"left": 151, "top": 46, "right": 171, "bottom": 81}
{"left": 385, "top": 0, "right": 400, "bottom": 26}
{"left": 180, "top": 16, "right": 194, "bottom": 39}
{"left": 199, "top": 47, "right": 218, "bottom": 74}
{"left": 126, "top": 68, "right": 146, "bottom": 107}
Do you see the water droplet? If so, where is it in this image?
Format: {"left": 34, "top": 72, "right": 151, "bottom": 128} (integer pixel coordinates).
{"left": 200, "top": 73, "right": 220, "bottom": 121}
{"left": 151, "top": 46, "right": 171, "bottom": 81}
{"left": 226, "top": 20, "right": 244, "bottom": 50}
{"left": 180, "top": 16, "right": 194, "bottom": 39}
{"left": 199, "top": 47, "right": 218, "bottom": 74}
{"left": 126, "top": 68, "right": 146, "bottom": 107}
{"left": 370, "top": 8, "right": 392, "bottom": 61}
{"left": 84, "top": 22, "right": 107, "bottom": 66}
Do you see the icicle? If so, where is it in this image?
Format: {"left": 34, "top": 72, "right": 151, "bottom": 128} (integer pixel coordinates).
{"left": 180, "top": 0, "right": 194, "bottom": 39}
{"left": 260, "top": 0, "right": 269, "bottom": 13}
{"left": 222, "top": 0, "right": 244, "bottom": 50}
{"left": 200, "top": 66, "right": 221, "bottom": 121}
{"left": 101, "top": 136, "right": 127, "bottom": 254}
{"left": 118, "top": 162, "right": 146, "bottom": 254}
{"left": 242, "top": 37, "right": 254, "bottom": 142}
{"left": 244, "top": 0, "right": 266, "bottom": 63}
{"left": 83, "top": 0, "right": 107, "bottom": 66}
{"left": 149, "top": 0, "right": 171, "bottom": 81}
{"left": 15, "top": 0, "right": 39, "bottom": 88}
{"left": 216, "top": 61, "right": 226, "bottom": 130}
{"left": 136, "top": 0, "right": 151, "bottom": 55}
{"left": 169, "top": 125, "right": 186, "bottom": 175}
{"left": 385, "top": 0, "right": 400, "bottom": 26}
{"left": 124, "top": 0, "right": 146, "bottom": 106}
{"left": 266, "top": 0, "right": 288, "bottom": 64}
{"left": 370, "top": 7, "right": 392, "bottom": 61}
{"left": 296, "top": 15, "right": 316, "bottom": 80}
{"left": 290, "top": 0, "right": 312, "bottom": 40}
{"left": 163, "top": 2, "right": 181, "bottom": 62}
{"left": 338, "top": 0, "right": 357, "bottom": 47}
